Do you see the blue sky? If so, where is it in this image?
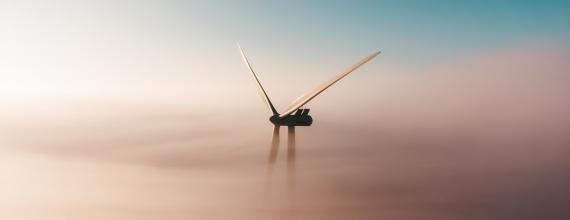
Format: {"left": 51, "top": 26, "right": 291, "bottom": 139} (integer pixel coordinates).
{"left": 5, "top": 0, "right": 569, "bottom": 64}
{"left": 149, "top": 0, "right": 570, "bottom": 63}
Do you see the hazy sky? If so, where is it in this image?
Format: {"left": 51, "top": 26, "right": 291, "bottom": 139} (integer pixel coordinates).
{"left": 1, "top": 0, "right": 569, "bottom": 102}
{"left": 1, "top": 1, "right": 569, "bottom": 220}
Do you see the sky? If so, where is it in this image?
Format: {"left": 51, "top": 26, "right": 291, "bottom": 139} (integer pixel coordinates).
{"left": 1, "top": 1, "right": 570, "bottom": 220}
{"left": 1, "top": 0, "right": 569, "bottom": 102}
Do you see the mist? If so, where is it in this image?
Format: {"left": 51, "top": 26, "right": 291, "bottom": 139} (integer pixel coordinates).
{"left": 1, "top": 44, "right": 569, "bottom": 220}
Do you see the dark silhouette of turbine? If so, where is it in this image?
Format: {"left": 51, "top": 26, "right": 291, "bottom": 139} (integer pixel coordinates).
{"left": 239, "top": 44, "right": 380, "bottom": 191}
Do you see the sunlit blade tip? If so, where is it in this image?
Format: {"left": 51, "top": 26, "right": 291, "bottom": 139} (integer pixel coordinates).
{"left": 238, "top": 45, "right": 279, "bottom": 115}
{"left": 278, "top": 50, "right": 381, "bottom": 117}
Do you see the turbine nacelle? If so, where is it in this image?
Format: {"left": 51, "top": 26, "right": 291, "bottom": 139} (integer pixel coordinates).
{"left": 270, "top": 109, "right": 313, "bottom": 126}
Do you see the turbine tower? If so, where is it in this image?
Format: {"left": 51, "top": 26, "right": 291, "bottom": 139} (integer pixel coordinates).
{"left": 238, "top": 45, "right": 380, "bottom": 184}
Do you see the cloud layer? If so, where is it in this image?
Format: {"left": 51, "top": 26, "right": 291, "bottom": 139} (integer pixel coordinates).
{"left": 1, "top": 44, "right": 570, "bottom": 220}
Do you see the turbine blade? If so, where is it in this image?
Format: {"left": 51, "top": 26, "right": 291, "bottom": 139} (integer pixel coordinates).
{"left": 266, "top": 125, "right": 280, "bottom": 178}
{"left": 279, "top": 51, "right": 381, "bottom": 117}
{"left": 238, "top": 44, "right": 279, "bottom": 115}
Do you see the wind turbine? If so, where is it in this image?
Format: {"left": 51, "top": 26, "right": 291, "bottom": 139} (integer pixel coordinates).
{"left": 238, "top": 45, "right": 380, "bottom": 182}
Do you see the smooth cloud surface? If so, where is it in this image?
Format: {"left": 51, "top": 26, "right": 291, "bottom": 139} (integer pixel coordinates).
{"left": 1, "top": 44, "right": 570, "bottom": 220}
